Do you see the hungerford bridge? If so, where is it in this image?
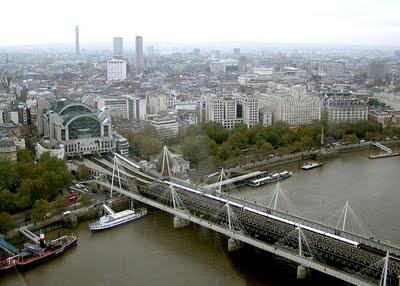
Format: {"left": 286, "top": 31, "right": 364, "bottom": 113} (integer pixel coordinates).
{"left": 79, "top": 151, "right": 400, "bottom": 286}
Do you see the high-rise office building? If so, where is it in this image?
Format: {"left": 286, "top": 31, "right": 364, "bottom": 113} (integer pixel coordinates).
{"left": 135, "top": 36, "right": 144, "bottom": 70}
{"left": 75, "top": 25, "right": 80, "bottom": 56}
{"left": 233, "top": 48, "right": 240, "bottom": 56}
{"left": 113, "top": 37, "right": 123, "bottom": 56}
{"left": 107, "top": 59, "right": 127, "bottom": 81}
{"left": 199, "top": 94, "right": 259, "bottom": 129}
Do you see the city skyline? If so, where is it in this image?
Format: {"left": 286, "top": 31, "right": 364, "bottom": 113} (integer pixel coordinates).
{"left": 1, "top": 0, "right": 400, "bottom": 47}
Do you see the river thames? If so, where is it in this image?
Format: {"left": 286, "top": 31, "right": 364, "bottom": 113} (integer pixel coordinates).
{"left": 2, "top": 151, "right": 399, "bottom": 286}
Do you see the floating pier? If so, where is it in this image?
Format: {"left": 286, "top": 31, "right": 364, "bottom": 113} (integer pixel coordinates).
{"left": 369, "top": 142, "right": 399, "bottom": 159}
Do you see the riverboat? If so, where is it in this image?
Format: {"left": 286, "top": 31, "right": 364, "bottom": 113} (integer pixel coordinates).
{"left": 0, "top": 234, "right": 77, "bottom": 273}
{"left": 248, "top": 171, "right": 292, "bottom": 187}
{"left": 301, "top": 161, "right": 322, "bottom": 170}
{"left": 89, "top": 204, "right": 147, "bottom": 232}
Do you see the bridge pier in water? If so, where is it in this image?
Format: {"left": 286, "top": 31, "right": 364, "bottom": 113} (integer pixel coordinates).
{"left": 296, "top": 265, "right": 310, "bottom": 279}
{"left": 173, "top": 215, "right": 190, "bottom": 228}
{"left": 227, "top": 237, "right": 242, "bottom": 252}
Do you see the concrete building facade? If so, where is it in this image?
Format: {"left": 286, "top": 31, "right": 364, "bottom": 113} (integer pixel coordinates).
{"left": 107, "top": 59, "right": 127, "bottom": 81}
{"left": 324, "top": 96, "right": 368, "bottom": 123}
{"left": 151, "top": 118, "right": 179, "bottom": 139}
{"left": 199, "top": 94, "right": 259, "bottom": 129}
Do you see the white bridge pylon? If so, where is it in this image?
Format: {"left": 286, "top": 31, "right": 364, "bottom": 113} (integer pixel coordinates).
{"left": 335, "top": 200, "right": 370, "bottom": 236}
{"left": 225, "top": 202, "right": 244, "bottom": 251}
{"left": 111, "top": 155, "right": 123, "bottom": 198}
{"left": 169, "top": 185, "right": 187, "bottom": 212}
{"left": 216, "top": 168, "right": 228, "bottom": 192}
{"left": 169, "top": 185, "right": 190, "bottom": 229}
{"left": 379, "top": 251, "right": 390, "bottom": 286}
{"left": 267, "top": 182, "right": 298, "bottom": 215}
{"left": 161, "top": 145, "right": 171, "bottom": 177}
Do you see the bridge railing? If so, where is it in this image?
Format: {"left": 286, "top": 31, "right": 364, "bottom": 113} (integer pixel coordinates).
{"left": 169, "top": 177, "right": 400, "bottom": 257}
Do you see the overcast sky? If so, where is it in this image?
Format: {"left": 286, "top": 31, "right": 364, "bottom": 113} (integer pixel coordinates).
{"left": 1, "top": 0, "right": 400, "bottom": 47}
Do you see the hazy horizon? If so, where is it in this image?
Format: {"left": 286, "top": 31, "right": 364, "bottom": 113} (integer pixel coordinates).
{"left": 1, "top": 0, "right": 400, "bottom": 47}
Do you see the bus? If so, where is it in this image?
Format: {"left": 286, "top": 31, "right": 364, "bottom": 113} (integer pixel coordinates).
{"left": 65, "top": 193, "right": 78, "bottom": 203}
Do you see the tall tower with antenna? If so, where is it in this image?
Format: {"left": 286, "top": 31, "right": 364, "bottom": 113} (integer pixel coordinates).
{"left": 75, "top": 25, "right": 80, "bottom": 56}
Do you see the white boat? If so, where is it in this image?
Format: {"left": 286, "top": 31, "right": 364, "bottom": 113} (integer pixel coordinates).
{"left": 301, "top": 161, "right": 322, "bottom": 170}
{"left": 248, "top": 171, "right": 292, "bottom": 187}
{"left": 89, "top": 204, "right": 147, "bottom": 231}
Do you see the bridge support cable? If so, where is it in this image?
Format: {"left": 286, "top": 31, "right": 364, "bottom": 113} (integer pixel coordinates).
{"left": 111, "top": 155, "right": 123, "bottom": 198}
{"left": 161, "top": 145, "right": 171, "bottom": 177}
{"left": 215, "top": 168, "right": 233, "bottom": 193}
{"left": 298, "top": 226, "right": 303, "bottom": 258}
{"left": 380, "top": 252, "right": 390, "bottom": 286}
{"left": 297, "top": 226, "right": 323, "bottom": 263}
{"left": 169, "top": 185, "right": 190, "bottom": 229}
{"left": 170, "top": 185, "right": 187, "bottom": 212}
{"left": 225, "top": 202, "right": 246, "bottom": 234}
{"left": 226, "top": 202, "right": 244, "bottom": 251}
{"left": 267, "top": 183, "right": 298, "bottom": 215}
{"left": 217, "top": 168, "right": 225, "bottom": 193}
{"left": 215, "top": 168, "right": 243, "bottom": 196}
{"left": 335, "top": 200, "right": 371, "bottom": 237}
{"left": 272, "top": 224, "right": 325, "bottom": 267}
{"left": 336, "top": 200, "right": 349, "bottom": 231}
{"left": 353, "top": 254, "right": 393, "bottom": 285}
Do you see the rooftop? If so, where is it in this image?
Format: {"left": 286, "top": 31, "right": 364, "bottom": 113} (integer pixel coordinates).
{"left": 0, "top": 138, "right": 16, "bottom": 148}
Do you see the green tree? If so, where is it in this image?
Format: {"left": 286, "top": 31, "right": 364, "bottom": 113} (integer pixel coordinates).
{"left": 38, "top": 152, "right": 51, "bottom": 162}
{"left": 37, "top": 157, "right": 74, "bottom": 200}
{"left": 14, "top": 192, "right": 31, "bottom": 211}
{"left": 365, "top": 131, "right": 376, "bottom": 141}
{"left": 79, "top": 194, "right": 92, "bottom": 206}
{"left": 52, "top": 196, "right": 68, "bottom": 214}
{"left": 31, "top": 199, "right": 52, "bottom": 222}
{"left": 17, "top": 149, "right": 33, "bottom": 163}
{"left": 182, "top": 135, "right": 216, "bottom": 166}
{"left": 276, "top": 146, "right": 289, "bottom": 156}
{"left": 0, "top": 190, "right": 16, "bottom": 213}
{"left": 76, "top": 164, "right": 90, "bottom": 181}
{"left": 0, "top": 212, "right": 15, "bottom": 234}
{"left": 291, "top": 140, "right": 306, "bottom": 152}
{"left": 0, "top": 161, "right": 20, "bottom": 191}
{"left": 248, "top": 124, "right": 266, "bottom": 144}
{"left": 203, "top": 122, "right": 228, "bottom": 144}
{"left": 226, "top": 131, "right": 249, "bottom": 151}
{"left": 255, "top": 139, "right": 274, "bottom": 155}
{"left": 127, "top": 125, "right": 163, "bottom": 159}
{"left": 182, "top": 124, "right": 204, "bottom": 138}
{"left": 342, "top": 133, "right": 358, "bottom": 144}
